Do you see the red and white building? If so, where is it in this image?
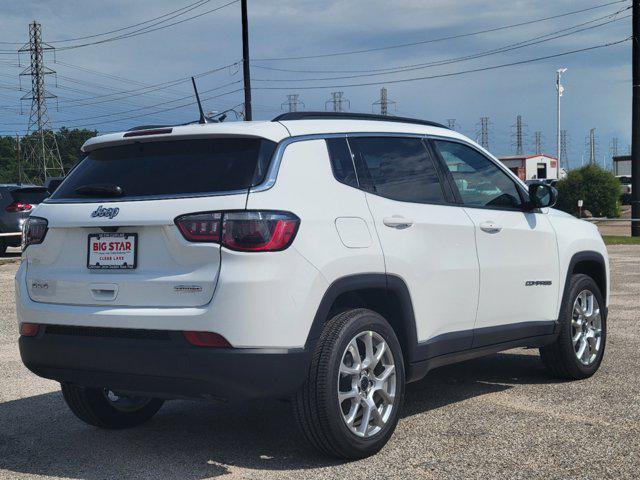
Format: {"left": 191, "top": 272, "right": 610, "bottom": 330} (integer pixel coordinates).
{"left": 498, "top": 154, "right": 559, "bottom": 181}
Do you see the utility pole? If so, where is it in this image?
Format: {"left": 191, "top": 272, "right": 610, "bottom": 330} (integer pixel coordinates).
{"left": 325, "top": 91, "right": 349, "bottom": 112}
{"left": 18, "top": 21, "right": 64, "bottom": 184}
{"left": 633, "top": 0, "right": 640, "bottom": 236}
{"left": 240, "top": 0, "right": 252, "bottom": 121}
{"left": 589, "top": 128, "right": 597, "bottom": 165}
{"left": 15, "top": 134, "right": 22, "bottom": 185}
{"left": 477, "top": 117, "right": 490, "bottom": 150}
{"left": 372, "top": 87, "right": 395, "bottom": 116}
{"left": 556, "top": 68, "right": 567, "bottom": 178}
{"left": 512, "top": 115, "right": 525, "bottom": 155}
{"left": 281, "top": 94, "right": 304, "bottom": 112}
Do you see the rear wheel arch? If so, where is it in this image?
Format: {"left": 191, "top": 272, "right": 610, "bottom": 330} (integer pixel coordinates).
{"left": 305, "top": 274, "right": 418, "bottom": 365}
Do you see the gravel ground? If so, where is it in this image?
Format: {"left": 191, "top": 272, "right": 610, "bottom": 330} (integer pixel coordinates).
{"left": 0, "top": 246, "right": 638, "bottom": 479}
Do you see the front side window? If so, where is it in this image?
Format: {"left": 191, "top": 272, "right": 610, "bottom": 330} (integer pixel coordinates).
{"left": 348, "top": 137, "right": 444, "bottom": 204}
{"left": 435, "top": 140, "right": 523, "bottom": 209}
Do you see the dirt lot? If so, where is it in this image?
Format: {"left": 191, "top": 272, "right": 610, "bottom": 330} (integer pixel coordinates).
{"left": 0, "top": 246, "right": 639, "bottom": 480}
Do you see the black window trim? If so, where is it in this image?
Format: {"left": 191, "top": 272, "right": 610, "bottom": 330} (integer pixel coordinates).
{"left": 427, "top": 136, "right": 532, "bottom": 213}
{"left": 344, "top": 134, "right": 450, "bottom": 207}
{"left": 242, "top": 131, "right": 533, "bottom": 213}
{"left": 325, "top": 137, "right": 361, "bottom": 189}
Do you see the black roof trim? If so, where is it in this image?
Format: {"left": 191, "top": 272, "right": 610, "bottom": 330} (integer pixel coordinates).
{"left": 272, "top": 112, "right": 449, "bottom": 129}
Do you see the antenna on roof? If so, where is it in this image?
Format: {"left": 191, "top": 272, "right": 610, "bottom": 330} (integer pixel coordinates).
{"left": 191, "top": 76, "right": 207, "bottom": 124}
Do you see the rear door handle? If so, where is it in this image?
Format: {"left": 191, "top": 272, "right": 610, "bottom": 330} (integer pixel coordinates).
{"left": 383, "top": 216, "right": 414, "bottom": 229}
{"left": 479, "top": 221, "right": 502, "bottom": 234}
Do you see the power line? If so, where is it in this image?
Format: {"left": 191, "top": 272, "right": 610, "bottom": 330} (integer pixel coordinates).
{"left": 252, "top": 6, "right": 630, "bottom": 76}
{"left": 51, "top": 0, "right": 212, "bottom": 43}
{"left": 253, "top": 0, "right": 629, "bottom": 61}
{"left": 55, "top": 0, "right": 239, "bottom": 51}
{"left": 250, "top": 38, "right": 630, "bottom": 91}
{"left": 55, "top": 86, "right": 244, "bottom": 129}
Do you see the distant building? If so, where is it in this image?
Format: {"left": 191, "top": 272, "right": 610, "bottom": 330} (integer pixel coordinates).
{"left": 498, "top": 154, "right": 559, "bottom": 181}
{"left": 612, "top": 155, "right": 631, "bottom": 176}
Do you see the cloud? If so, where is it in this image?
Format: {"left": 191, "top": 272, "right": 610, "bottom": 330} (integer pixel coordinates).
{"left": 0, "top": 0, "right": 632, "bottom": 161}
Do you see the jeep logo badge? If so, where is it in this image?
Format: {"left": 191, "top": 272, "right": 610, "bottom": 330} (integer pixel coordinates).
{"left": 91, "top": 205, "right": 120, "bottom": 219}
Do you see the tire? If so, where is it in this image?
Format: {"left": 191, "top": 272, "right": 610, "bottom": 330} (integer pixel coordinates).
{"left": 61, "top": 383, "right": 164, "bottom": 429}
{"left": 540, "top": 274, "right": 607, "bottom": 380}
{"left": 0, "top": 238, "right": 6, "bottom": 255}
{"left": 293, "top": 308, "right": 405, "bottom": 459}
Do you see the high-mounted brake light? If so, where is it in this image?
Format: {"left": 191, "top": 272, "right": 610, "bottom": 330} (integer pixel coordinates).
{"left": 5, "top": 202, "right": 32, "bottom": 212}
{"left": 22, "top": 216, "right": 48, "bottom": 250}
{"left": 123, "top": 127, "right": 173, "bottom": 138}
{"left": 175, "top": 211, "right": 300, "bottom": 252}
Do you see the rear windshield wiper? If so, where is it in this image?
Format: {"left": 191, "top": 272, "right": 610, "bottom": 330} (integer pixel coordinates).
{"left": 74, "top": 183, "right": 123, "bottom": 197}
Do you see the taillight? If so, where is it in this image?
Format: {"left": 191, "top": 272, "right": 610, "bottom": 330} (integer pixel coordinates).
{"left": 22, "top": 216, "right": 48, "bottom": 250}
{"left": 175, "top": 211, "right": 300, "bottom": 252}
{"left": 183, "top": 331, "right": 231, "bottom": 348}
{"left": 20, "top": 323, "right": 40, "bottom": 337}
{"left": 5, "top": 202, "right": 32, "bottom": 212}
{"left": 175, "top": 212, "right": 221, "bottom": 242}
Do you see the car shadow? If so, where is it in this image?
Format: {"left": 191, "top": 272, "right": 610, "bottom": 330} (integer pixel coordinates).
{"left": 0, "top": 351, "right": 553, "bottom": 479}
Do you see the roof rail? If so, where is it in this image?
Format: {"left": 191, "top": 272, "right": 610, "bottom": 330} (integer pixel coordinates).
{"left": 272, "top": 111, "right": 449, "bottom": 129}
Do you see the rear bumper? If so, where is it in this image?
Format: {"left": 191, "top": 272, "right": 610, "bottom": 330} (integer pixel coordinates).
{"left": 19, "top": 326, "right": 311, "bottom": 400}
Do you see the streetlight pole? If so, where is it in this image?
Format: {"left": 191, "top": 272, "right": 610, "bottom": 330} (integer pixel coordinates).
{"left": 241, "top": 0, "right": 252, "bottom": 121}
{"left": 556, "top": 68, "right": 567, "bottom": 179}
{"left": 632, "top": 0, "right": 640, "bottom": 236}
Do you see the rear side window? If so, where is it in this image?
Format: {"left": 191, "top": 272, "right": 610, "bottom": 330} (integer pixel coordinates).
{"left": 51, "top": 138, "right": 277, "bottom": 201}
{"left": 434, "top": 140, "right": 523, "bottom": 209}
{"left": 348, "top": 137, "right": 444, "bottom": 204}
{"left": 326, "top": 138, "right": 358, "bottom": 188}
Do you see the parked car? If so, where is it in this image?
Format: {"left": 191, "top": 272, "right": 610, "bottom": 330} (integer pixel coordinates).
{"left": 0, "top": 184, "right": 50, "bottom": 253}
{"left": 17, "top": 112, "right": 609, "bottom": 459}
{"left": 617, "top": 175, "right": 632, "bottom": 204}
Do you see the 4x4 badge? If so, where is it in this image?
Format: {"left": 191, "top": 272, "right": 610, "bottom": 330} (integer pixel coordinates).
{"left": 91, "top": 205, "right": 120, "bottom": 219}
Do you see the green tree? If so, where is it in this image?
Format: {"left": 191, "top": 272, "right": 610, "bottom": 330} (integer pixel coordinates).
{"left": 0, "top": 128, "right": 97, "bottom": 184}
{"left": 556, "top": 164, "right": 620, "bottom": 218}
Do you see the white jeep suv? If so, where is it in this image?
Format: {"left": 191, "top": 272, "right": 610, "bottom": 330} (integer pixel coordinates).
{"left": 17, "top": 112, "right": 609, "bottom": 459}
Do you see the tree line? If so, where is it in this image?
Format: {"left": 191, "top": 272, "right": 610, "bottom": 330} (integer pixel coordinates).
{"left": 0, "top": 128, "right": 98, "bottom": 184}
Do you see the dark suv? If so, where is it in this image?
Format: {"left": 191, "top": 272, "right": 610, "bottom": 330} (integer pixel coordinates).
{"left": 0, "top": 184, "right": 50, "bottom": 253}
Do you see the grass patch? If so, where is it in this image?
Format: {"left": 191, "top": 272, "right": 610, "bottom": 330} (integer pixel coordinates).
{"left": 603, "top": 235, "right": 640, "bottom": 245}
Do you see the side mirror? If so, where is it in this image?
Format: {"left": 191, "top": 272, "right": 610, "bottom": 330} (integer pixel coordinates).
{"left": 528, "top": 182, "right": 558, "bottom": 209}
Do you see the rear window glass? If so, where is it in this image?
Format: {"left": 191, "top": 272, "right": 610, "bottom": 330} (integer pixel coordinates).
{"left": 11, "top": 188, "right": 50, "bottom": 204}
{"left": 51, "top": 138, "right": 277, "bottom": 201}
